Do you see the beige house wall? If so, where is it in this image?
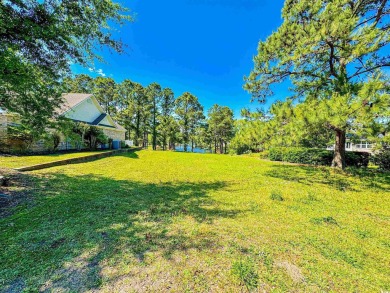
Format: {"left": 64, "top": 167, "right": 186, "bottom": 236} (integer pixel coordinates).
{"left": 101, "top": 127, "right": 126, "bottom": 141}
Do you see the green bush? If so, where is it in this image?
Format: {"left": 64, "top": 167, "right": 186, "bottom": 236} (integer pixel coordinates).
{"left": 42, "top": 131, "right": 61, "bottom": 151}
{"left": 372, "top": 149, "right": 390, "bottom": 171}
{"left": 121, "top": 141, "right": 129, "bottom": 148}
{"left": 268, "top": 147, "right": 333, "bottom": 165}
{"left": 229, "top": 139, "right": 252, "bottom": 155}
{"left": 267, "top": 147, "right": 370, "bottom": 167}
{"left": 85, "top": 126, "right": 108, "bottom": 149}
{"left": 345, "top": 152, "right": 370, "bottom": 168}
{"left": 108, "top": 138, "right": 113, "bottom": 149}
{"left": 258, "top": 150, "right": 269, "bottom": 159}
{"left": 268, "top": 147, "right": 285, "bottom": 161}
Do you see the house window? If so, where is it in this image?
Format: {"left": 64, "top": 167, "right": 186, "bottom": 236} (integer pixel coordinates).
{"left": 346, "top": 142, "right": 351, "bottom": 149}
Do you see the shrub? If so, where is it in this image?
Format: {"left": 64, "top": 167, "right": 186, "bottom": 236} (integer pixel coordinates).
{"left": 106, "top": 138, "right": 113, "bottom": 149}
{"left": 229, "top": 139, "right": 252, "bottom": 155}
{"left": 372, "top": 149, "right": 390, "bottom": 171}
{"left": 267, "top": 147, "right": 370, "bottom": 167}
{"left": 345, "top": 152, "right": 370, "bottom": 168}
{"left": 268, "top": 147, "right": 332, "bottom": 165}
{"left": 268, "top": 147, "right": 284, "bottom": 161}
{"left": 85, "top": 126, "right": 108, "bottom": 149}
{"left": 96, "top": 132, "right": 108, "bottom": 145}
{"left": 4, "top": 124, "right": 38, "bottom": 153}
{"left": 42, "top": 131, "right": 61, "bottom": 151}
{"left": 121, "top": 141, "right": 128, "bottom": 148}
{"left": 258, "top": 150, "right": 269, "bottom": 159}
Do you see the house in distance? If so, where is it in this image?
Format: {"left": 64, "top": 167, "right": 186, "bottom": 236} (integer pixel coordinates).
{"left": 0, "top": 93, "right": 126, "bottom": 152}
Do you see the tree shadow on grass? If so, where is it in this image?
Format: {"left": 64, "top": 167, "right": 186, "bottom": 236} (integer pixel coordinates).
{"left": 264, "top": 164, "right": 390, "bottom": 192}
{"left": 114, "top": 150, "right": 139, "bottom": 159}
{"left": 0, "top": 172, "right": 238, "bottom": 292}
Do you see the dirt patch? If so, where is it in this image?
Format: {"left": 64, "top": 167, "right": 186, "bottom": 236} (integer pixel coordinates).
{"left": 0, "top": 168, "right": 36, "bottom": 219}
{"left": 275, "top": 260, "right": 305, "bottom": 283}
{"left": 40, "top": 253, "right": 101, "bottom": 292}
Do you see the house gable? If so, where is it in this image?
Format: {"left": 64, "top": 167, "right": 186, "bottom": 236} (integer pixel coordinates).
{"left": 61, "top": 95, "right": 121, "bottom": 130}
{"left": 63, "top": 97, "right": 103, "bottom": 124}
{"left": 98, "top": 116, "right": 114, "bottom": 128}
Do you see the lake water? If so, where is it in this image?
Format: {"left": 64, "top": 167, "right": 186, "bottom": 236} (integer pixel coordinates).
{"left": 175, "top": 145, "right": 209, "bottom": 154}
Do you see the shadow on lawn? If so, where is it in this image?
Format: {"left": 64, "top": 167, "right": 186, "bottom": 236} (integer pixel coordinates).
{"left": 1, "top": 171, "right": 238, "bottom": 292}
{"left": 114, "top": 150, "right": 139, "bottom": 159}
{"left": 265, "top": 164, "right": 390, "bottom": 192}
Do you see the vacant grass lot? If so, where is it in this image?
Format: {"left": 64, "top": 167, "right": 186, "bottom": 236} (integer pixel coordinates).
{"left": 0, "top": 151, "right": 389, "bottom": 292}
{"left": 0, "top": 151, "right": 109, "bottom": 169}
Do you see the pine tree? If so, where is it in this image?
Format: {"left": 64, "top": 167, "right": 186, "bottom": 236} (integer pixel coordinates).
{"left": 175, "top": 92, "right": 204, "bottom": 152}
{"left": 245, "top": 0, "right": 390, "bottom": 168}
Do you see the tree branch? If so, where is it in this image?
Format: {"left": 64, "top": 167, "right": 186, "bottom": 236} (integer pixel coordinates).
{"left": 348, "top": 62, "right": 390, "bottom": 79}
{"left": 326, "top": 40, "right": 338, "bottom": 78}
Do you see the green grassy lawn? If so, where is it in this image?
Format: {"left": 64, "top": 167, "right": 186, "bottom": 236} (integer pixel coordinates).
{"left": 0, "top": 151, "right": 389, "bottom": 292}
{"left": 0, "top": 151, "right": 110, "bottom": 169}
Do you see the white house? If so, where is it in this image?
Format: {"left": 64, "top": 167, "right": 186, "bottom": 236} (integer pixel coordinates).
{"left": 327, "top": 139, "right": 374, "bottom": 153}
{"left": 0, "top": 93, "right": 126, "bottom": 152}
{"left": 58, "top": 93, "right": 126, "bottom": 141}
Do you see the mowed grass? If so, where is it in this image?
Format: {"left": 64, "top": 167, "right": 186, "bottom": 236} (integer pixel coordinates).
{"left": 0, "top": 151, "right": 109, "bottom": 168}
{"left": 0, "top": 150, "right": 389, "bottom": 292}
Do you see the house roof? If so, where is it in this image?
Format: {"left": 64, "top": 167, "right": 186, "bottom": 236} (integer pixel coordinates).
{"left": 57, "top": 93, "right": 93, "bottom": 115}
{"left": 57, "top": 93, "right": 126, "bottom": 132}
{"left": 91, "top": 113, "right": 108, "bottom": 126}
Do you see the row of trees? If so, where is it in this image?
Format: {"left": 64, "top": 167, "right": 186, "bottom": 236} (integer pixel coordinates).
{"left": 64, "top": 75, "right": 235, "bottom": 153}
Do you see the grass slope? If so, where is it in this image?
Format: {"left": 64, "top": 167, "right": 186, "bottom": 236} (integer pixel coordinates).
{"left": 0, "top": 151, "right": 109, "bottom": 169}
{"left": 0, "top": 150, "right": 389, "bottom": 292}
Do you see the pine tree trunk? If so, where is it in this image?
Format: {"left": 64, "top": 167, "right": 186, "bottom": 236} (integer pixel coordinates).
{"left": 152, "top": 104, "right": 157, "bottom": 150}
{"left": 331, "top": 130, "right": 346, "bottom": 169}
{"left": 143, "top": 132, "right": 148, "bottom": 149}
{"left": 135, "top": 112, "right": 140, "bottom": 146}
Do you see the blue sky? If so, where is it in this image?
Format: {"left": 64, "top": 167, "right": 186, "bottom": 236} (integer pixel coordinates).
{"left": 72, "top": 0, "right": 289, "bottom": 116}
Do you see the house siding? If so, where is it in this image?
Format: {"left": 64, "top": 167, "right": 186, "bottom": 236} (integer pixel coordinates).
{"left": 64, "top": 98, "right": 101, "bottom": 123}
{"left": 101, "top": 127, "right": 126, "bottom": 141}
